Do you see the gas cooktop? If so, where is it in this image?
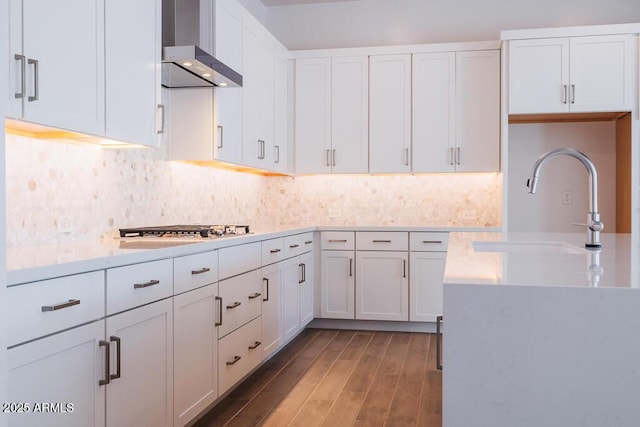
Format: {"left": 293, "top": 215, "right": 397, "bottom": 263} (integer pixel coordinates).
{"left": 119, "top": 225, "right": 251, "bottom": 239}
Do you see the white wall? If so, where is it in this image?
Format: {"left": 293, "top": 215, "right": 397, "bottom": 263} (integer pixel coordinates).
{"left": 507, "top": 122, "right": 617, "bottom": 233}
{"left": 264, "top": 0, "right": 640, "bottom": 49}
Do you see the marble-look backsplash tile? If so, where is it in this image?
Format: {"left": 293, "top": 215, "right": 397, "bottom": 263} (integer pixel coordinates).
{"left": 5, "top": 134, "right": 501, "bottom": 246}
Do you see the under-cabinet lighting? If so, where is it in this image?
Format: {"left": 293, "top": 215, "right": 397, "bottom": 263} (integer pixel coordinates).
{"left": 182, "top": 61, "right": 192, "bottom": 67}
{"left": 218, "top": 82, "right": 228, "bottom": 87}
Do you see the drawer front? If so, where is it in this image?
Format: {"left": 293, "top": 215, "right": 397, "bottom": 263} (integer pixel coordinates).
{"left": 262, "top": 238, "right": 284, "bottom": 266}
{"left": 107, "top": 259, "right": 173, "bottom": 315}
{"left": 218, "top": 269, "right": 262, "bottom": 338}
{"left": 218, "top": 316, "right": 262, "bottom": 395}
{"left": 321, "top": 231, "right": 355, "bottom": 250}
{"left": 174, "top": 250, "right": 218, "bottom": 295}
{"left": 283, "top": 233, "right": 306, "bottom": 258}
{"left": 356, "top": 231, "right": 408, "bottom": 251}
{"left": 8, "top": 271, "right": 104, "bottom": 346}
{"left": 219, "top": 242, "right": 261, "bottom": 280}
{"left": 410, "top": 232, "right": 450, "bottom": 252}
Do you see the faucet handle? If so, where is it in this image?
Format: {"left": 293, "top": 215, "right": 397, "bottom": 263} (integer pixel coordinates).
{"left": 572, "top": 221, "right": 604, "bottom": 232}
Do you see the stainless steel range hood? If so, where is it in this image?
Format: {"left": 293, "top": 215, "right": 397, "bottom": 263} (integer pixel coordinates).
{"left": 162, "top": 0, "right": 242, "bottom": 88}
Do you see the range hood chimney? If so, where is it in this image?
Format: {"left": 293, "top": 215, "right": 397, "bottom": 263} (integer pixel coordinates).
{"left": 162, "top": 0, "right": 242, "bottom": 88}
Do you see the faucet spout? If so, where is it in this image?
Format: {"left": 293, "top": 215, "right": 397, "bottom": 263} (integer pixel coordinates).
{"left": 526, "top": 148, "right": 604, "bottom": 249}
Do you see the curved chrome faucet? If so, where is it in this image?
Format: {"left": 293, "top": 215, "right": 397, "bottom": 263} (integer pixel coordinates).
{"left": 526, "top": 147, "right": 604, "bottom": 249}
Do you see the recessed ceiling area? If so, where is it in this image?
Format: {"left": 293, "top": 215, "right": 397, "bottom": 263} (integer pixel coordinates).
{"left": 261, "top": 0, "right": 356, "bottom": 6}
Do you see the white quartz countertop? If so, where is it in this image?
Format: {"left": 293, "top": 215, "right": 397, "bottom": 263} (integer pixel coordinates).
{"left": 444, "top": 231, "right": 638, "bottom": 288}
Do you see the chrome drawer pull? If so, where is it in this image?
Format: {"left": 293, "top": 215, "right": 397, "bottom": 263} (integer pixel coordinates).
{"left": 422, "top": 240, "right": 443, "bottom": 244}
{"left": 248, "top": 341, "right": 261, "bottom": 350}
{"left": 133, "top": 279, "right": 160, "bottom": 289}
{"left": 226, "top": 301, "right": 241, "bottom": 309}
{"left": 191, "top": 267, "right": 210, "bottom": 275}
{"left": 270, "top": 249, "right": 281, "bottom": 253}
{"left": 289, "top": 244, "right": 300, "bottom": 248}
{"left": 110, "top": 336, "right": 122, "bottom": 380}
{"left": 42, "top": 299, "right": 80, "bottom": 312}
{"left": 226, "top": 355, "right": 242, "bottom": 366}
{"left": 99, "top": 340, "right": 110, "bottom": 386}
{"left": 373, "top": 239, "right": 392, "bottom": 243}
{"left": 328, "top": 239, "right": 347, "bottom": 243}
{"left": 248, "top": 292, "right": 262, "bottom": 300}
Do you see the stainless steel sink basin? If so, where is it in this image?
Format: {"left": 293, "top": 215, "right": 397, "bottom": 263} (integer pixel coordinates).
{"left": 472, "top": 240, "right": 587, "bottom": 255}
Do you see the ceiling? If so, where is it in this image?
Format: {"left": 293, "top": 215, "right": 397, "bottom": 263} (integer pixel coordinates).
{"left": 260, "top": 0, "right": 357, "bottom": 6}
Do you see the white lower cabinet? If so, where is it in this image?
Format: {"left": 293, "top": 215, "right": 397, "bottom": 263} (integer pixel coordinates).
{"left": 409, "top": 252, "right": 447, "bottom": 322}
{"left": 282, "top": 251, "right": 314, "bottom": 342}
{"left": 105, "top": 298, "right": 173, "bottom": 427}
{"left": 320, "top": 250, "right": 355, "bottom": 319}
{"left": 218, "top": 316, "right": 262, "bottom": 395}
{"left": 173, "top": 284, "right": 219, "bottom": 427}
{"left": 261, "top": 262, "right": 283, "bottom": 360}
{"left": 7, "top": 321, "right": 105, "bottom": 427}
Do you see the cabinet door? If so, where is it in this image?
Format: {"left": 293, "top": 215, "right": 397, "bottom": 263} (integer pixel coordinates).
{"left": 7, "top": 0, "right": 23, "bottom": 119}
{"left": 242, "top": 15, "right": 263, "bottom": 169}
{"left": 21, "top": 0, "right": 105, "bottom": 135}
{"left": 7, "top": 322, "right": 105, "bottom": 427}
{"left": 173, "top": 285, "right": 218, "bottom": 427}
{"left": 272, "top": 44, "right": 289, "bottom": 173}
{"left": 409, "top": 252, "right": 446, "bottom": 322}
{"left": 356, "top": 251, "right": 408, "bottom": 321}
{"left": 105, "top": 0, "right": 161, "bottom": 146}
{"left": 299, "top": 251, "right": 314, "bottom": 327}
{"left": 569, "top": 34, "right": 634, "bottom": 112}
{"left": 282, "top": 256, "right": 301, "bottom": 342}
{"left": 455, "top": 50, "right": 500, "bottom": 173}
{"left": 262, "top": 262, "right": 283, "bottom": 359}
{"left": 213, "top": 0, "right": 243, "bottom": 164}
{"left": 320, "top": 250, "right": 355, "bottom": 319}
{"left": 331, "top": 56, "right": 369, "bottom": 173}
{"left": 294, "top": 57, "right": 331, "bottom": 173}
{"left": 508, "top": 38, "right": 569, "bottom": 114}
{"left": 106, "top": 299, "right": 173, "bottom": 427}
{"left": 369, "top": 54, "right": 412, "bottom": 173}
{"left": 412, "top": 52, "right": 456, "bottom": 173}
{"left": 257, "top": 32, "right": 275, "bottom": 169}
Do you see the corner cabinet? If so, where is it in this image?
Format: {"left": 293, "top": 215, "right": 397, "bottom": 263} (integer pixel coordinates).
{"left": 7, "top": 0, "right": 105, "bottom": 135}
{"left": 508, "top": 34, "right": 635, "bottom": 114}
{"left": 413, "top": 50, "right": 500, "bottom": 173}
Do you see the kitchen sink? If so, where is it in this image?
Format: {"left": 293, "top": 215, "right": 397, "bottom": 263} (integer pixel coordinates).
{"left": 472, "top": 240, "right": 587, "bottom": 255}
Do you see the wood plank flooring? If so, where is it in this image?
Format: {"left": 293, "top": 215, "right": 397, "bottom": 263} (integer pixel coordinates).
{"left": 194, "top": 329, "right": 442, "bottom": 427}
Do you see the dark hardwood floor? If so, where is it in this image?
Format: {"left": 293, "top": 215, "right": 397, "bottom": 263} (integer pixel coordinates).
{"left": 194, "top": 329, "right": 442, "bottom": 427}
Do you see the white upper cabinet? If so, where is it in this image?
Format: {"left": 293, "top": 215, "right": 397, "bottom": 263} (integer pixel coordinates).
{"left": 294, "top": 57, "right": 332, "bottom": 173}
{"left": 105, "top": 0, "right": 162, "bottom": 147}
{"left": 8, "top": 0, "right": 105, "bottom": 135}
{"left": 413, "top": 50, "right": 499, "bottom": 172}
{"left": 509, "top": 34, "right": 634, "bottom": 114}
{"left": 369, "top": 54, "right": 412, "bottom": 173}
{"left": 212, "top": 0, "right": 244, "bottom": 164}
{"left": 273, "top": 43, "right": 289, "bottom": 174}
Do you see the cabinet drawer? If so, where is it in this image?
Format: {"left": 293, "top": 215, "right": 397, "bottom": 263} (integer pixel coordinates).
{"left": 410, "top": 232, "right": 450, "bottom": 252}
{"left": 219, "top": 242, "right": 261, "bottom": 280}
{"left": 321, "top": 231, "right": 355, "bottom": 250}
{"left": 107, "top": 259, "right": 173, "bottom": 315}
{"left": 218, "top": 316, "right": 262, "bottom": 395}
{"left": 283, "top": 232, "right": 314, "bottom": 258}
{"left": 262, "top": 238, "right": 284, "bottom": 266}
{"left": 218, "top": 269, "right": 262, "bottom": 338}
{"left": 356, "top": 231, "right": 408, "bottom": 251}
{"left": 7, "top": 271, "right": 104, "bottom": 346}
{"left": 174, "top": 250, "right": 218, "bottom": 295}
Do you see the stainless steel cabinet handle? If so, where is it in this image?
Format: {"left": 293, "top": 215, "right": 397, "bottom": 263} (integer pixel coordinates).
{"left": 215, "top": 296, "right": 223, "bottom": 326}
{"left": 27, "top": 58, "right": 38, "bottom": 102}
{"left": 325, "top": 149, "right": 330, "bottom": 167}
{"left": 403, "top": 259, "right": 407, "bottom": 278}
{"left": 275, "top": 145, "right": 280, "bottom": 163}
{"left": 349, "top": 258, "right": 353, "bottom": 277}
{"left": 436, "top": 315, "right": 443, "bottom": 371}
{"left": 14, "top": 54, "right": 26, "bottom": 99}
{"left": 217, "top": 125, "right": 223, "bottom": 148}
{"left": 305, "top": 240, "right": 313, "bottom": 245}
{"left": 270, "top": 248, "right": 281, "bottom": 253}
{"left": 99, "top": 340, "right": 110, "bottom": 386}
{"left": 298, "top": 263, "right": 305, "bottom": 284}
{"left": 562, "top": 84, "right": 568, "bottom": 104}
{"left": 449, "top": 147, "right": 454, "bottom": 165}
{"left": 290, "top": 244, "right": 299, "bottom": 248}
{"left": 456, "top": 147, "right": 461, "bottom": 165}
{"left": 328, "top": 239, "right": 347, "bottom": 243}
{"left": 258, "top": 140, "right": 265, "bottom": 159}
{"left": 41, "top": 299, "right": 80, "bottom": 312}
{"left": 226, "top": 355, "right": 241, "bottom": 366}
{"left": 263, "top": 277, "right": 269, "bottom": 302}
{"left": 332, "top": 149, "right": 336, "bottom": 167}
{"left": 109, "top": 336, "right": 122, "bottom": 380}
{"left": 404, "top": 148, "right": 410, "bottom": 166}
{"left": 133, "top": 279, "right": 160, "bottom": 289}
{"left": 372, "top": 239, "right": 391, "bottom": 243}
{"left": 570, "top": 84, "right": 575, "bottom": 104}
{"left": 248, "top": 341, "right": 261, "bottom": 350}
{"left": 248, "top": 292, "right": 262, "bottom": 300}
{"left": 157, "top": 104, "right": 165, "bottom": 134}
{"left": 422, "top": 240, "right": 443, "bottom": 244}
{"left": 226, "top": 301, "right": 241, "bottom": 309}
{"left": 191, "top": 267, "right": 210, "bottom": 275}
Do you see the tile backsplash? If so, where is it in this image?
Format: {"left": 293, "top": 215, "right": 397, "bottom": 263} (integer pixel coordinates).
{"left": 6, "top": 133, "right": 501, "bottom": 246}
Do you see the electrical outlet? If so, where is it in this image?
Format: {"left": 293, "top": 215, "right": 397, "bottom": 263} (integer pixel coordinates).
{"left": 562, "top": 190, "right": 573, "bottom": 205}
{"left": 58, "top": 216, "right": 74, "bottom": 234}
{"left": 461, "top": 209, "right": 476, "bottom": 220}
